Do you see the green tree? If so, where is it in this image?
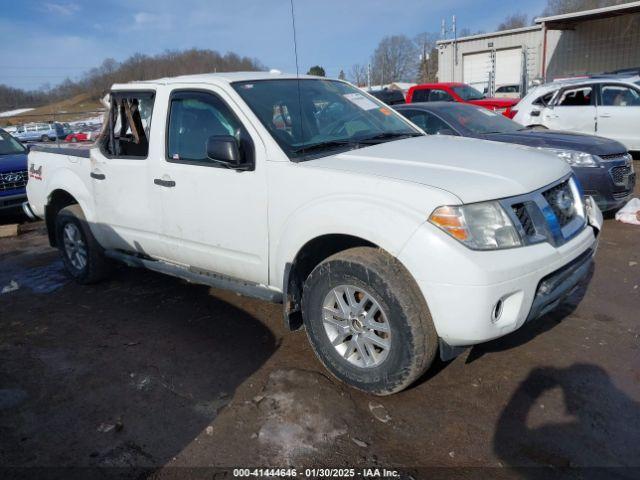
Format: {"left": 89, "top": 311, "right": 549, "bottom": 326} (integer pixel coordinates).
{"left": 307, "top": 65, "right": 326, "bottom": 77}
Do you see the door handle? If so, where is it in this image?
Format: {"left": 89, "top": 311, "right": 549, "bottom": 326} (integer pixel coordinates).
{"left": 154, "top": 178, "right": 176, "bottom": 188}
{"left": 90, "top": 172, "right": 106, "bottom": 180}
{"left": 599, "top": 114, "right": 612, "bottom": 118}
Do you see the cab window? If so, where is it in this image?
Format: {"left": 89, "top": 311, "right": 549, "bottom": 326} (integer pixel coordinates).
{"left": 411, "top": 89, "right": 430, "bottom": 102}
{"left": 102, "top": 91, "right": 155, "bottom": 158}
{"left": 166, "top": 90, "right": 253, "bottom": 166}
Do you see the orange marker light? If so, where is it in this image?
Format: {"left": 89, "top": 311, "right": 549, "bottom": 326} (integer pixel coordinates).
{"left": 429, "top": 206, "right": 469, "bottom": 241}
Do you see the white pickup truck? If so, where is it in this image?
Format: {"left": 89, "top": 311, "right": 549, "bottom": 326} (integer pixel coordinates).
{"left": 26, "top": 72, "right": 602, "bottom": 395}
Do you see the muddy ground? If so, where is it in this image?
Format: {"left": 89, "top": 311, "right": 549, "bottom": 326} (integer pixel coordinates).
{"left": 1, "top": 180, "right": 639, "bottom": 479}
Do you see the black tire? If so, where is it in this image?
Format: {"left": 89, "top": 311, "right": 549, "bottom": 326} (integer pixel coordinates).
{"left": 55, "top": 205, "right": 112, "bottom": 284}
{"left": 71, "top": 137, "right": 78, "bottom": 143}
{"left": 41, "top": 135, "right": 49, "bottom": 142}
{"left": 301, "top": 247, "right": 438, "bottom": 395}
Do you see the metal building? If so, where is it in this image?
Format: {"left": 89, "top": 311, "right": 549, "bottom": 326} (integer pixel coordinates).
{"left": 437, "top": 1, "right": 640, "bottom": 96}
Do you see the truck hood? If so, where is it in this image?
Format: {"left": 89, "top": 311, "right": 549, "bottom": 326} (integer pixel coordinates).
{"left": 0, "top": 152, "right": 28, "bottom": 172}
{"left": 479, "top": 130, "right": 626, "bottom": 157}
{"left": 302, "top": 136, "right": 571, "bottom": 204}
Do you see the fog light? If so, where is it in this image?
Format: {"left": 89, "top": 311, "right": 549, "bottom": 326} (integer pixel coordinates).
{"left": 492, "top": 299, "right": 504, "bottom": 323}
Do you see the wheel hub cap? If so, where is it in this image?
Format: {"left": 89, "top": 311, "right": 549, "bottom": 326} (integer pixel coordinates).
{"left": 322, "top": 285, "right": 391, "bottom": 368}
{"left": 62, "top": 223, "right": 87, "bottom": 271}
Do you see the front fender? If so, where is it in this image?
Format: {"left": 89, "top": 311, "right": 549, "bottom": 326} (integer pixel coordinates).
{"left": 271, "top": 193, "right": 426, "bottom": 288}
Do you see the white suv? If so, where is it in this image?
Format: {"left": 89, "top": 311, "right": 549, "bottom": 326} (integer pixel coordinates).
{"left": 513, "top": 76, "right": 640, "bottom": 151}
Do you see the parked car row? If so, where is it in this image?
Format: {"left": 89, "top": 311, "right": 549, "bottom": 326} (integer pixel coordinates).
{"left": 13, "top": 122, "right": 70, "bottom": 142}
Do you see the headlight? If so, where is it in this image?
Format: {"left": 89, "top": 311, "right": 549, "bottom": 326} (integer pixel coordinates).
{"left": 429, "top": 201, "right": 522, "bottom": 250}
{"left": 543, "top": 148, "right": 599, "bottom": 167}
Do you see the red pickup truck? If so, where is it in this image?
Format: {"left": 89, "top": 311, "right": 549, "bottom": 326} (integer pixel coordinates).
{"left": 406, "top": 82, "right": 518, "bottom": 117}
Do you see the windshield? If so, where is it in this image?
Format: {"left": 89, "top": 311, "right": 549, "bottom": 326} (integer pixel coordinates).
{"left": 232, "top": 79, "right": 420, "bottom": 160}
{"left": 440, "top": 105, "right": 522, "bottom": 135}
{"left": 0, "top": 129, "right": 26, "bottom": 155}
{"left": 452, "top": 85, "right": 484, "bottom": 101}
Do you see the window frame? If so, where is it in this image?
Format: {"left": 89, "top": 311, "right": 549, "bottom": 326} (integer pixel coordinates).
{"left": 164, "top": 88, "right": 255, "bottom": 170}
{"left": 99, "top": 89, "right": 156, "bottom": 161}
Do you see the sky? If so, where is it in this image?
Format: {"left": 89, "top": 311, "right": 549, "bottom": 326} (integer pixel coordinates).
{"left": 0, "top": 0, "right": 547, "bottom": 90}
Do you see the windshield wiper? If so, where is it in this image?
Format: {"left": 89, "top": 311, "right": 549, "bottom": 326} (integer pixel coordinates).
{"left": 291, "top": 139, "right": 360, "bottom": 156}
{"left": 357, "top": 132, "right": 423, "bottom": 144}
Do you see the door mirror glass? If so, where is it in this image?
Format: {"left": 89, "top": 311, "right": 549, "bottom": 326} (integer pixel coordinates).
{"left": 206, "top": 135, "right": 241, "bottom": 166}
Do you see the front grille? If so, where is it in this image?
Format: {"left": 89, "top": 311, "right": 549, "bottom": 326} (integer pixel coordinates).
{"left": 0, "top": 170, "right": 28, "bottom": 191}
{"left": 542, "top": 180, "right": 576, "bottom": 227}
{"left": 512, "top": 203, "right": 536, "bottom": 236}
{"left": 598, "top": 153, "right": 628, "bottom": 161}
{"left": 611, "top": 165, "right": 632, "bottom": 185}
{"left": 612, "top": 190, "right": 631, "bottom": 200}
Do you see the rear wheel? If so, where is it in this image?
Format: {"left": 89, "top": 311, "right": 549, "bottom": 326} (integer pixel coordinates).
{"left": 55, "top": 205, "right": 112, "bottom": 284}
{"left": 302, "top": 247, "right": 438, "bottom": 395}
{"left": 41, "top": 135, "right": 49, "bottom": 142}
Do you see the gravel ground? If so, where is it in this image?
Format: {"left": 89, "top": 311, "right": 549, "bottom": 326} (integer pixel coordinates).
{"left": 0, "top": 176, "right": 639, "bottom": 479}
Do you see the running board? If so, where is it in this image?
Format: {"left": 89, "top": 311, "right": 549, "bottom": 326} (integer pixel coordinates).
{"left": 105, "top": 249, "right": 283, "bottom": 303}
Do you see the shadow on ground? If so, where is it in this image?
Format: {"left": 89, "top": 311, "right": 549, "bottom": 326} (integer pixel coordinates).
{"left": 494, "top": 363, "right": 640, "bottom": 478}
{"left": 0, "top": 258, "right": 277, "bottom": 469}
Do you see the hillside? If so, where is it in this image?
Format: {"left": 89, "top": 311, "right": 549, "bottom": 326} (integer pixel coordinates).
{"left": 0, "top": 93, "right": 103, "bottom": 126}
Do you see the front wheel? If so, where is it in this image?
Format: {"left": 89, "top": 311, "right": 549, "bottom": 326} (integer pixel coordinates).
{"left": 302, "top": 247, "right": 438, "bottom": 395}
{"left": 55, "top": 205, "right": 112, "bottom": 284}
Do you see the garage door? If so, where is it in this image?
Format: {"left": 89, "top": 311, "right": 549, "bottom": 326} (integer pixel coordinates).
{"left": 495, "top": 48, "right": 522, "bottom": 88}
{"left": 463, "top": 51, "right": 492, "bottom": 92}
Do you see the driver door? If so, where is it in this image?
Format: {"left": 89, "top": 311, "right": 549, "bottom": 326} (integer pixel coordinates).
{"left": 542, "top": 84, "right": 596, "bottom": 134}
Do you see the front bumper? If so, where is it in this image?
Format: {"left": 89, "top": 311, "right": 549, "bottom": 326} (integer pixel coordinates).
{"left": 398, "top": 218, "right": 598, "bottom": 347}
{"left": 0, "top": 192, "right": 27, "bottom": 211}
{"left": 575, "top": 159, "right": 636, "bottom": 212}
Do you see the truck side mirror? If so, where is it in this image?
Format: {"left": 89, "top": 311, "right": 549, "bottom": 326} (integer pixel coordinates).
{"left": 206, "top": 135, "right": 242, "bottom": 168}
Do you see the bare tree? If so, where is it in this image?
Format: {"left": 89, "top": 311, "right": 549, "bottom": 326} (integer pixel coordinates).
{"left": 497, "top": 13, "right": 528, "bottom": 31}
{"left": 414, "top": 32, "right": 439, "bottom": 83}
{"left": 371, "top": 35, "right": 418, "bottom": 85}
{"left": 349, "top": 64, "right": 368, "bottom": 86}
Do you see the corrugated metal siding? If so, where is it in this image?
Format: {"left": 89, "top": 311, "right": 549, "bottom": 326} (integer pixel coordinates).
{"left": 545, "top": 13, "right": 640, "bottom": 80}
{"left": 438, "top": 28, "right": 542, "bottom": 84}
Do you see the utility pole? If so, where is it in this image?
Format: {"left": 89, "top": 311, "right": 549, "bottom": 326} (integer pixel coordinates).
{"left": 367, "top": 63, "right": 371, "bottom": 89}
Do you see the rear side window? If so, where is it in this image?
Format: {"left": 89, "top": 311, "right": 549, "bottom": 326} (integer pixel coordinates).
{"left": 533, "top": 91, "right": 554, "bottom": 107}
{"left": 402, "top": 110, "right": 452, "bottom": 135}
{"left": 556, "top": 86, "right": 593, "bottom": 107}
{"left": 102, "top": 91, "right": 155, "bottom": 158}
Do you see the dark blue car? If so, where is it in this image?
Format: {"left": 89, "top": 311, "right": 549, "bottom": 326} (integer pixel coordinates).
{"left": 396, "top": 102, "right": 636, "bottom": 212}
{"left": 0, "top": 128, "right": 29, "bottom": 214}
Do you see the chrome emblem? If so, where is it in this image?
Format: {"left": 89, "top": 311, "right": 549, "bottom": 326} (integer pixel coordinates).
{"left": 1, "top": 172, "right": 24, "bottom": 183}
{"left": 554, "top": 189, "right": 574, "bottom": 216}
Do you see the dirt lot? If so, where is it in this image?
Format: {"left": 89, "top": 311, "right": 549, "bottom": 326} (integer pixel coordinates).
{"left": 1, "top": 184, "right": 639, "bottom": 479}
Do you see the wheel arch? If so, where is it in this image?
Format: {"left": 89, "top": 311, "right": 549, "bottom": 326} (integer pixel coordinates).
{"left": 45, "top": 189, "right": 80, "bottom": 246}
{"left": 282, "top": 233, "right": 381, "bottom": 331}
